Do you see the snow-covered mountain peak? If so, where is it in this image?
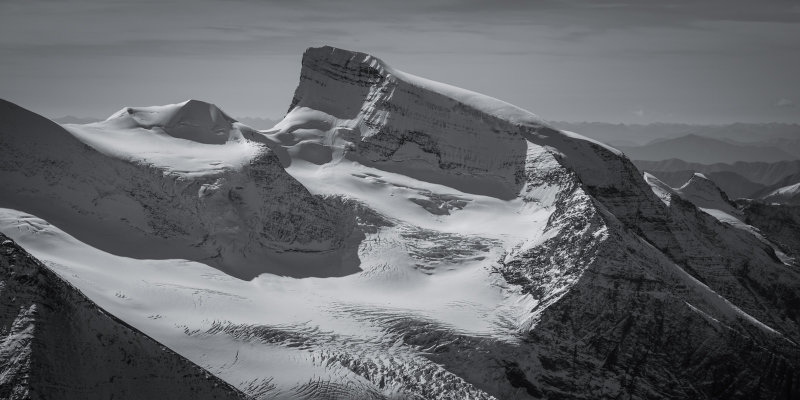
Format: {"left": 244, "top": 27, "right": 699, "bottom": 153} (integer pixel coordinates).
{"left": 293, "top": 46, "right": 620, "bottom": 150}
{"left": 676, "top": 171, "right": 737, "bottom": 209}
{"left": 103, "top": 99, "right": 237, "bottom": 144}
{"left": 63, "top": 100, "right": 261, "bottom": 178}
{"left": 670, "top": 171, "right": 749, "bottom": 226}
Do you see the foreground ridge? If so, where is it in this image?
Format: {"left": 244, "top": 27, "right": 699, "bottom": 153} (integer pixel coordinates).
{"left": 0, "top": 233, "right": 247, "bottom": 400}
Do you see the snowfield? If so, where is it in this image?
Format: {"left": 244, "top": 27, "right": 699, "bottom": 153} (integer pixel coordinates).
{"left": 2, "top": 46, "right": 799, "bottom": 399}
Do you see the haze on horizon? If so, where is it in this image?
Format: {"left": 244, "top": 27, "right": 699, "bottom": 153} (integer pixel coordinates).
{"left": 1, "top": 0, "right": 799, "bottom": 125}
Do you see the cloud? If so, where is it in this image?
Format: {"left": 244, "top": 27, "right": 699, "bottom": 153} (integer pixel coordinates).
{"left": 775, "top": 98, "right": 796, "bottom": 108}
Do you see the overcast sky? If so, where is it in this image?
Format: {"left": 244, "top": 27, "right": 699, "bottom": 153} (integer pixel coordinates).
{"left": 2, "top": 0, "right": 799, "bottom": 124}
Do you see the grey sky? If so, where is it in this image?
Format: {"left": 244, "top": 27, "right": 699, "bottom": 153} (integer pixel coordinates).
{"left": 1, "top": 0, "right": 799, "bottom": 123}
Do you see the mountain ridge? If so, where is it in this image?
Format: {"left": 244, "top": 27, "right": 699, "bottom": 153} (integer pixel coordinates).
{"left": 619, "top": 133, "right": 798, "bottom": 164}
{"left": 0, "top": 232, "right": 247, "bottom": 400}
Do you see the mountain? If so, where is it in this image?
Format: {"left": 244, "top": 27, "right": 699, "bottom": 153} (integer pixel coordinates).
{"left": 695, "top": 123, "right": 800, "bottom": 157}
{"left": 636, "top": 158, "right": 800, "bottom": 202}
{"left": 1, "top": 46, "right": 800, "bottom": 399}
{"left": 653, "top": 171, "right": 800, "bottom": 267}
{"left": 750, "top": 171, "right": 800, "bottom": 204}
{"left": 762, "top": 182, "right": 800, "bottom": 205}
{"left": 644, "top": 173, "right": 797, "bottom": 264}
{"left": 674, "top": 172, "right": 738, "bottom": 213}
{"left": 103, "top": 99, "right": 239, "bottom": 144}
{"left": 618, "top": 134, "right": 797, "bottom": 164}
{"left": 640, "top": 169, "right": 765, "bottom": 199}
{"left": 635, "top": 158, "right": 800, "bottom": 185}
{"left": 0, "top": 98, "right": 362, "bottom": 279}
{"left": 0, "top": 233, "right": 246, "bottom": 400}
{"left": 549, "top": 121, "right": 800, "bottom": 153}
{"left": 547, "top": 121, "right": 699, "bottom": 147}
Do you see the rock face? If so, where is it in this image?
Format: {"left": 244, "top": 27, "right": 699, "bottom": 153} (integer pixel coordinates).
{"left": 0, "top": 99, "right": 362, "bottom": 279}
{"left": 740, "top": 200, "right": 800, "bottom": 260}
{"left": 506, "top": 162, "right": 800, "bottom": 398}
{"left": 288, "top": 46, "right": 532, "bottom": 199}
{"left": 0, "top": 233, "right": 247, "bottom": 400}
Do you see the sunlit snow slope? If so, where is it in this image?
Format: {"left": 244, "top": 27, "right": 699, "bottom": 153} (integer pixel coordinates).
{"left": 1, "top": 46, "right": 799, "bottom": 399}
{"left": 0, "top": 98, "right": 363, "bottom": 279}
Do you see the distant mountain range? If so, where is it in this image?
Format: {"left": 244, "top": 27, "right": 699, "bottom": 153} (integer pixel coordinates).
{"left": 618, "top": 134, "right": 797, "bottom": 164}
{"left": 637, "top": 158, "right": 800, "bottom": 202}
{"left": 551, "top": 121, "right": 800, "bottom": 152}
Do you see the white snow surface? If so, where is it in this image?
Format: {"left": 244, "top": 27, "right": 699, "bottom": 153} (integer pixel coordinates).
{"left": 0, "top": 205, "right": 533, "bottom": 397}
{"left": 762, "top": 182, "right": 800, "bottom": 205}
{"left": 388, "top": 59, "right": 623, "bottom": 158}
{"left": 65, "top": 100, "right": 261, "bottom": 178}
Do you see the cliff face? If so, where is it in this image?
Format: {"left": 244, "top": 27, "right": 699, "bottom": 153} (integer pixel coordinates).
{"left": 288, "top": 46, "right": 531, "bottom": 199}
{"left": 0, "top": 233, "right": 247, "bottom": 400}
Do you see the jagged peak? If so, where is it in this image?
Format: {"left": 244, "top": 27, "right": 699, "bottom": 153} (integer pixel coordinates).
{"left": 302, "top": 46, "right": 387, "bottom": 71}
